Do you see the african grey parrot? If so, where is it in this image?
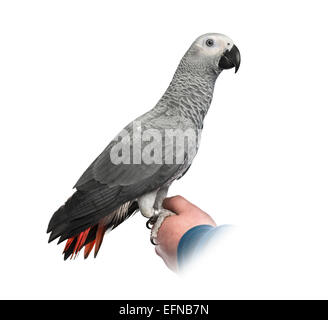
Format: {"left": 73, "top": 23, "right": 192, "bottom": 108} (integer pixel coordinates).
{"left": 47, "top": 33, "right": 240, "bottom": 259}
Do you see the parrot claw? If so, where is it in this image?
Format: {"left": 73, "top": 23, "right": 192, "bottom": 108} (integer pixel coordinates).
{"left": 146, "top": 215, "right": 158, "bottom": 229}
{"left": 146, "top": 220, "right": 152, "bottom": 230}
{"left": 150, "top": 236, "right": 159, "bottom": 245}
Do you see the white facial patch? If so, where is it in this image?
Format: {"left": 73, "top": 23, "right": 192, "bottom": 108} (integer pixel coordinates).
{"left": 194, "top": 33, "right": 234, "bottom": 57}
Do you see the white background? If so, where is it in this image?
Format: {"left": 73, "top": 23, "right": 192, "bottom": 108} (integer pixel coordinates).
{"left": 0, "top": 0, "right": 327, "bottom": 299}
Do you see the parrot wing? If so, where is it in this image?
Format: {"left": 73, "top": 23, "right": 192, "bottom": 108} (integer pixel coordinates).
{"left": 47, "top": 121, "right": 190, "bottom": 248}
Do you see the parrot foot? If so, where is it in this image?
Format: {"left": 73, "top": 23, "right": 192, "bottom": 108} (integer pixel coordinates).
{"left": 150, "top": 209, "right": 175, "bottom": 245}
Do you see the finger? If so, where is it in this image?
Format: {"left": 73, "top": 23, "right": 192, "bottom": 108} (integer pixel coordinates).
{"left": 163, "top": 195, "right": 191, "bottom": 214}
{"left": 155, "top": 246, "right": 161, "bottom": 256}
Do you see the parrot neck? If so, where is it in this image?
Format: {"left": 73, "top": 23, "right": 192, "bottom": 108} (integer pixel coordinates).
{"left": 158, "top": 57, "right": 218, "bottom": 128}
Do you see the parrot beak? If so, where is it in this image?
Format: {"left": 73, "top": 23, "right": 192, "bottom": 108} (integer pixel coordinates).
{"left": 218, "top": 45, "right": 241, "bottom": 73}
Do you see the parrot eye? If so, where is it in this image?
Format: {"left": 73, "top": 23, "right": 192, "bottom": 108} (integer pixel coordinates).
{"left": 205, "top": 39, "right": 214, "bottom": 47}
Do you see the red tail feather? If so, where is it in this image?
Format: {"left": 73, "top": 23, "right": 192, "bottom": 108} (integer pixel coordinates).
{"left": 63, "top": 237, "right": 75, "bottom": 253}
{"left": 63, "top": 227, "right": 93, "bottom": 259}
{"left": 84, "top": 240, "right": 96, "bottom": 259}
{"left": 94, "top": 224, "right": 106, "bottom": 258}
{"left": 73, "top": 227, "right": 91, "bottom": 256}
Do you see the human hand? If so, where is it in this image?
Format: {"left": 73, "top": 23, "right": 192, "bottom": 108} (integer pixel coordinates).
{"left": 155, "top": 196, "right": 216, "bottom": 271}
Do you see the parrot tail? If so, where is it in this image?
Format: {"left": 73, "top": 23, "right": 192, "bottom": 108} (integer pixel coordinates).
{"left": 62, "top": 225, "right": 100, "bottom": 260}
{"left": 47, "top": 189, "right": 139, "bottom": 260}
{"left": 62, "top": 217, "right": 113, "bottom": 260}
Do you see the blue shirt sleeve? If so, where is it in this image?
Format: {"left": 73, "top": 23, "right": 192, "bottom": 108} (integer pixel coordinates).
{"left": 177, "top": 224, "right": 232, "bottom": 270}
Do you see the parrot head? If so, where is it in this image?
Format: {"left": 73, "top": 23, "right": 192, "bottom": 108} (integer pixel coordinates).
{"left": 185, "top": 33, "right": 241, "bottom": 75}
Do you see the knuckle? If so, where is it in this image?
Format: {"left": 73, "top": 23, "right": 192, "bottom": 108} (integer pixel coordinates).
{"left": 173, "top": 195, "right": 186, "bottom": 202}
